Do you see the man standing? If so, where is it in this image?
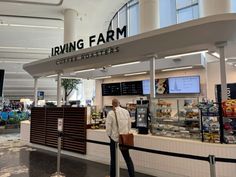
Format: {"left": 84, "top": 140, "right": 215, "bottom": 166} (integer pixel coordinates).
{"left": 106, "top": 98, "right": 135, "bottom": 177}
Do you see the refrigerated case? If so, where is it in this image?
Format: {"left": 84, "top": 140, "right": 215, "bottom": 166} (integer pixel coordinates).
{"left": 150, "top": 97, "right": 200, "bottom": 140}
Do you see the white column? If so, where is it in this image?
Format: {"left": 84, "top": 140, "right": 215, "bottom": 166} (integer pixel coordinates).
{"left": 216, "top": 42, "right": 228, "bottom": 102}
{"left": 150, "top": 57, "right": 156, "bottom": 99}
{"left": 57, "top": 73, "right": 62, "bottom": 107}
{"left": 34, "top": 77, "right": 38, "bottom": 107}
{"left": 139, "top": 0, "right": 159, "bottom": 33}
{"left": 199, "top": 0, "right": 231, "bottom": 17}
{"left": 64, "top": 9, "right": 78, "bottom": 43}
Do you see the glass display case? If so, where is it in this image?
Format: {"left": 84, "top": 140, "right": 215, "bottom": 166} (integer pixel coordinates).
{"left": 150, "top": 97, "right": 200, "bottom": 140}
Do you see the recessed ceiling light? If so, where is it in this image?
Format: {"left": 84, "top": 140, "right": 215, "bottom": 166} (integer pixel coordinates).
{"left": 9, "top": 24, "right": 61, "bottom": 29}
{"left": 74, "top": 68, "right": 95, "bottom": 73}
{"left": 93, "top": 76, "right": 111, "bottom": 80}
{"left": 124, "top": 72, "right": 147, "bottom": 76}
{"left": 161, "top": 66, "right": 193, "bottom": 72}
{"left": 165, "top": 50, "right": 208, "bottom": 59}
{"left": 112, "top": 61, "right": 140, "bottom": 67}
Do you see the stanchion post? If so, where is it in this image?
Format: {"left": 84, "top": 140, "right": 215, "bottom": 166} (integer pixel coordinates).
{"left": 209, "top": 155, "right": 216, "bottom": 177}
{"left": 51, "top": 118, "right": 65, "bottom": 177}
{"left": 115, "top": 142, "right": 120, "bottom": 177}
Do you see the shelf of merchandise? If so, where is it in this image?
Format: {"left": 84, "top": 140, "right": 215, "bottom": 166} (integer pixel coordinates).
{"left": 198, "top": 102, "right": 222, "bottom": 143}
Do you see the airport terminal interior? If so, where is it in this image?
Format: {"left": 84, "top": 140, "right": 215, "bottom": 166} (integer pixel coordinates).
{"left": 1, "top": 0, "right": 236, "bottom": 177}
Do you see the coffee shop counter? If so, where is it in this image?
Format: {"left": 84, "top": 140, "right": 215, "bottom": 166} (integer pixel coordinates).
{"left": 21, "top": 121, "right": 236, "bottom": 177}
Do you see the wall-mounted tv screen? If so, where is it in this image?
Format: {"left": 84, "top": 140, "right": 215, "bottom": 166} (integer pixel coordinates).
{"left": 0, "top": 70, "right": 5, "bottom": 97}
{"left": 142, "top": 80, "right": 150, "bottom": 95}
{"left": 156, "top": 78, "right": 169, "bottom": 94}
{"left": 168, "top": 76, "right": 200, "bottom": 94}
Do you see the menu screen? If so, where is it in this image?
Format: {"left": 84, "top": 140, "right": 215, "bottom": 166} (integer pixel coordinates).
{"left": 156, "top": 78, "right": 169, "bottom": 94}
{"left": 168, "top": 76, "right": 200, "bottom": 94}
{"left": 121, "top": 81, "right": 143, "bottom": 95}
{"left": 0, "top": 70, "right": 4, "bottom": 97}
{"left": 102, "top": 83, "right": 121, "bottom": 96}
{"left": 142, "top": 80, "right": 150, "bottom": 95}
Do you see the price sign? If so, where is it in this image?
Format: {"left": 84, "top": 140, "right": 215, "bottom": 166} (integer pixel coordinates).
{"left": 57, "top": 118, "right": 64, "bottom": 132}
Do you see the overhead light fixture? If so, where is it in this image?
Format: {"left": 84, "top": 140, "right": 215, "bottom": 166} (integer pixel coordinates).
{"left": 0, "top": 23, "right": 8, "bottom": 26}
{"left": 0, "top": 60, "right": 29, "bottom": 64}
{"left": 210, "top": 52, "right": 228, "bottom": 61}
{"left": 165, "top": 50, "right": 208, "bottom": 59}
{"left": 61, "top": 77, "right": 81, "bottom": 79}
{"left": 161, "top": 66, "right": 193, "bottom": 72}
{"left": 111, "top": 61, "right": 140, "bottom": 67}
{"left": 74, "top": 68, "right": 95, "bottom": 73}
{"left": 93, "top": 76, "right": 111, "bottom": 80}
{"left": 9, "top": 24, "right": 61, "bottom": 29}
{"left": 47, "top": 74, "right": 57, "bottom": 78}
{"left": 0, "top": 46, "right": 50, "bottom": 51}
{"left": 124, "top": 72, "right": 147, "bottom": 76}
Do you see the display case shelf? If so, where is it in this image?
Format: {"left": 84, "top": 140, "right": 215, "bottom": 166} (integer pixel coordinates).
{"left": 150, "top": 97, "right": 200, "bottom": 140}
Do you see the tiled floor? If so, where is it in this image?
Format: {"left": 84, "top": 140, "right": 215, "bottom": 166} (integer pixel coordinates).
{"left": 0, "top": 133, "right": 154, "bottom": 177}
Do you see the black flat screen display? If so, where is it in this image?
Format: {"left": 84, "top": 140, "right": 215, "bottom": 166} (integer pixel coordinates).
{"left": 102, "top": 83, "right": 121, "bottom": 96}
{"left": 0, "top": 70, "right": 5, "bottom": 97}
{"left": 121, "top": 81, "right": 143, "bottom": 95}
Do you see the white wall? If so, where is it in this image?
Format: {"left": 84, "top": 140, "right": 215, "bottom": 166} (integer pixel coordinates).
{"left": 207, "top": 62, "right": 236, "bottom": 101}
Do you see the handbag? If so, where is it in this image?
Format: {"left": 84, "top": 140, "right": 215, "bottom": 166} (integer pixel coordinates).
{"left": 114, "top": 110, "right": 134, "bottom": 150}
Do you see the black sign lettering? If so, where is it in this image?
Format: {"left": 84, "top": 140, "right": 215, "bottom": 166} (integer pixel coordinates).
{"left": 116, "top": 26, "right": 127, "bottom": 39}
{"left": 89, "top": 35, "right": 96, "bottom": 47}
{"left": 106, "top": 30, "right": 115, "bottom": 42}
{"left": 97, "top": 33, "right": 106, "bottom": 45}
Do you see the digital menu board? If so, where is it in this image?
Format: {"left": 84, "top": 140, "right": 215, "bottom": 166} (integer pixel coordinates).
{"left": 168, "top": 76, "right": 200, "bottom": 94}
{"left": 156, "top": 78, "right": 169, "bottom": 94}
{"left": 102, "top": 83, "right": 121, "bottom": 96}
{"left": 0, "top": 70, "right": 5, "bottom": 97}
{"left": 142, "top": 80, "right": 150, "bottom": 95}
{"left": 121, "top": 81, "right": 143, "bottom": 95}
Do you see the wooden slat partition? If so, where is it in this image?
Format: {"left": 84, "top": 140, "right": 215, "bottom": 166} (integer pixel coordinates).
{"left": 30, "top": 107, "right": 87, "bottom": 154}
{"left": 45, "top": 108, "right": 63, "bottom": 148}
{"left": 63, "top": 108, "right": 87, "bottom": 154}
{"left": 30, "top": 107, "right": 46, "bottom": 145}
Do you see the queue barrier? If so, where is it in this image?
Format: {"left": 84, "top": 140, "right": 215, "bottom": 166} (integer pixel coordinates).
{"left": 59, "top": 132, "right": 236, "bottom": 177}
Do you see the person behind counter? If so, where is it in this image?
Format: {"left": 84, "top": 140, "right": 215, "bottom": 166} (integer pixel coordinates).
{"left": 105, "top": 98, "right": 135, "bottom": 177}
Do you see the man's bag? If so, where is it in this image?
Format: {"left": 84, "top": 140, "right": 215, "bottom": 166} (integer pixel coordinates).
{"left": 119, "top": 133, "right": 134, "bottom": 150}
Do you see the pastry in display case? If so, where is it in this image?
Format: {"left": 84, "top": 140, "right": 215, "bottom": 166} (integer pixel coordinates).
{"left": 150, "top": 97, "right": 200, "bottom": 140}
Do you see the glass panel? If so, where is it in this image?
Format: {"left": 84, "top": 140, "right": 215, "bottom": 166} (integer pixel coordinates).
{"left": 129, "top": 3, "right": 139, "bottom": 36}
{"left": 192, "top": 4, "right": 199, "bottom": 19}
{"left": 118, "top": 5, "right": 127, "bottom": 29}
{"left": 176, "top": 0, "right": 193, "bottom": 9}
{"left": 160, "top": 0, "right": 177, "bottom": 28}
{"left": 177, "top": 7, "right": 193, "bottom": 23}
{"left": 113, "top": 15, "right": 118, "bottom": 30}
{"left": 231, "top": 0, "right": 236, "bottom": 12}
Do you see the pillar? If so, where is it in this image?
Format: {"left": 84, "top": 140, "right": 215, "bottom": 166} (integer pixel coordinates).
{"left": 199, "top": 0, "right": 231, "bottom": 17}
{"left": 150, "top": 57, "right": 156, "bottom": 99}
{"left": 216, "top": 42, "right": 228, "bottom": 102}
{"left": 139, "top": 0, "right": 159, "bottom": 33}
{"left": 199, "top": 0, "right": 231, "bottom": 101}
{"left": 34, "top": 77, "right": 38, "bottom": 107}
{"left": 64, "top": 9, "right": 78, "bottom": 44}
{"left": 57, "top": 73, "right": 62, "bottom": 107}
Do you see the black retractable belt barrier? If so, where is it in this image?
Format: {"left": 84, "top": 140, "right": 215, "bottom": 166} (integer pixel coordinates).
{"left": 62, "top": 133, "right": 236, "bottom": 177}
